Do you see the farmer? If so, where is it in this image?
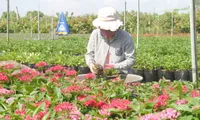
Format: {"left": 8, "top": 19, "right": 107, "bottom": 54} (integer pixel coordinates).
{"left": 85, "top": 7, "right": 135, "bottom": 74}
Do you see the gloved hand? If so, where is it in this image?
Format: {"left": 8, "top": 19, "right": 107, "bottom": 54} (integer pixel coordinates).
{"left": 104, "top": 64, "right": 115, "bottom": 70}
{"left": 89, "top": 63, "right": 99, "bottom": 74}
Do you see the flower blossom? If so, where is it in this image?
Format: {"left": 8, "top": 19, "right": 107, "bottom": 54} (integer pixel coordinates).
{"left": 154, "top": 93, "right": 169, "bottom": 109}
{"left": 84, "top": 73, "right": 95, "bottom": 80}
{"left": 0, "top": 88, "right": 15, "bottom": 96}
{"left": 54, "top": 102, "right": 81, "bottom": 119}
{"left": 140, "top": 113, "right": 161, "bottom": 120}
{"left": 190, "top": 89, "right": 200, "bottom": 97}
{"left": 35, "top": 61, "right": 48, "bottom": 68}
{"left": 0, "top": 72, "right": 8, "bottom": 82}
{"left": 3, "top": 64, "right": 15, "bottom": 69}
{"left": 15, "top": 109, "right": 26, "bottom": 116}
{"left": 66, "top": 70, "right": 77, "bottom": 77}
{"left": 160, "top": 108, "right": 181, "bottom": 119}
{"left": 176, "top": 99, "right": 188, "bottom": 105}
{"left": 110, "top": 98, "right": 131, "bottom": 110}
{"left": 62, "top": 85, "right": 82, "bottom": 94}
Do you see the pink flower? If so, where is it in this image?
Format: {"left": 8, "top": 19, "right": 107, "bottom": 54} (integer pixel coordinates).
{"left": 54, "top": 102, "right": 74, "bottom": 112}
{"left": 131, "top": 82, "right": 141, "bottom": 86}
{"left": 110, "top": 98, "right": 131, "bottom": 110}
{"left": 84, "top": 73, "right": 95, "bottom": 80}
{"left": 0, "top": 72, "right": 8, "bottom": 81}
{"left": 98, "top": 109, "right": 111, "bottom": 117}
{"left": 77, "top": 94, "right": 87, "bottom": 101}
{"left": 35, "top": 111, "right": 48, "bottom": 120}
{"left": 19, "top": 75, "right": 32, "bottom": 82}
{"left": 6, "top": 97, "right": 14, "bottom": 103}
{"left": 111, "top": 77, "right": 120, "bottom": 82}
{"left": 53, "top": 73, "right": 63, "bottom": 78}
{"left": 69, "top": 110, "right": 81, "bottom": 120}
{"left": 3, "top": 64, "right": 14, "bottom": 69}
{"left": 190, "top": 89, "right": 200, "bottom": 97}
{"left": 5, "top": 115, "right": 11, "bottom": 120}
{"left": 35, "top": 100, "right": 51, "bottom": 109}
{"left": 62, "top": 85, "right": 82, "bottom": 94}
{"left": 47, "top": 65, "right": 64, "bottom": 72}
{"left": 152, "top": 83, "right": 160, "bottom": 89}
{"left": 35, "top": 62, "right": 48, "bottom": 68}
{"left": 182, "top": 85, "right": 188, "bottom": 93}
{"left": 15, "top": 109, "right": 26, "bottom": 116}
{"left": 176, "top": 99, "right": 188, "bottom": 105}
{"left": 160, "top": 108, "right": 181, "bottom": 119}
{"left": 153, "top": 93, "right": 169, "bottom": 109}
{"left": 0, "top": 88, "right": 15, "bottom": 96}
{"left": 66, "top": 70, "right": 77, "bottom": 77}
{"left": 140, "top": 113, "right": 161, "bottom": 120}
{"left": 84, "top": 99, "right": 97, "bottom": 107}
{"left": 40, "top": 87, "right": 47, "bottom": 92}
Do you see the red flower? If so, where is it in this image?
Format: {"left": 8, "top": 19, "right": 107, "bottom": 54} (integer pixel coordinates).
{"left": 3, "top": 64, "right": 14, "bottom": 69}
{"left": 54, "top": 102, "right": 74, "bottom": 112}
{"left": 34, "top": 100, "right": 51, "bottom": 109}
{"left": 19, "top": 75, "right": 32, "bottom": 82}
{"left": 35, "top": 111, "right": 48, "bottom": 120}
{"left": 176, "top": 99, "right": 188, "bottom": 105}
{"left": 15, "top": 109, "right": 26, "bottom": 116}
{"left": 110, "top": 98, "right": 131, "bottom": 110}
{"left": 40, "top": 87, "right": 47, "bottom": 92}
{"left": 182, "top": 85, "right": 188, "bottom": 93}
{"left": 84, "top": 99, "right": 97, "bottom": 107}
{"left": 152, "top": 83, "right": 160, "bottom": 89}
{"left": 84, "top": 73, "right": 95, "bottom": 80}
{"left": 153, "top": 93, "right": 169, "bottom": 109}
{"left": 35, "top": 62, "right": 48, "bottom": 68}
{"left": 66, "top": 70, "right": 77, "bottom": 77}
{"left": 77, "top": 94, "right": 87, "bottom": 101}
{"left": 48, "top": 65, "right": 64, "bottom": 72}
{"left": 0, "top": 72, "right": 8, "bottom": 81}
{"left": 190, "top": 89, "right": 200, "bottom": 97}
{"left": 62, "top": 85, "right": 82, "bottom": 94}
{"left": 0, "top": 88, "right": 15, "bottom": 96}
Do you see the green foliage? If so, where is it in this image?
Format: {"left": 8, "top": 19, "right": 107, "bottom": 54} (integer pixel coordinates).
{"left": 1, "top": 10, "right": 200, "bottom": 34}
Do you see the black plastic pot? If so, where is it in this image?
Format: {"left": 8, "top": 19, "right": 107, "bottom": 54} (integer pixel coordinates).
{"left": 174, "top": 70, "right": 189, "bottom": 81}
{"left": 189, "top": 70, "right": 196, "bottom": 82}
{"left": 78, "top": 66, "right": 90, "bottom": 74}
{"left": 132, "top": 69, "right": 144, "bottom": 79}
{"left": 68, "top": 66, "right": 78, "bottom": 71}
{"left": 158, "top": 69, "right": 174, "bottom": 81}
{"left": 144, "top": 69, "right": 158, "bottom": 82}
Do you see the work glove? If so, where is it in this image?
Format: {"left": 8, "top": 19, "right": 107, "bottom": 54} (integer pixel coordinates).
{"left": 89, "top": 63, "right": 99, "bottom": 74}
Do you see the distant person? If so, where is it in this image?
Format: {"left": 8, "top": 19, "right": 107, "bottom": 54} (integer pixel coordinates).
{"left": 85, "top": 7, "right": 135, "bottom": 75}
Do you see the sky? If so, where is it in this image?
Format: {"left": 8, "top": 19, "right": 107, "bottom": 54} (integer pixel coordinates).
{"left": 0, "top": 0, "right": 190, "bottom": 17}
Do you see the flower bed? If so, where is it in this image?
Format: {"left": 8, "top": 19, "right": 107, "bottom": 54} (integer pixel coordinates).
{"left": 0, "top": 62, "right": 200, "bottom": 120}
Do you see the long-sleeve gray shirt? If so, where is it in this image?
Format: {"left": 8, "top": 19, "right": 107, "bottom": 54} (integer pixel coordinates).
{"left": 85, "top": 29, "right": 135, "bottom": 74}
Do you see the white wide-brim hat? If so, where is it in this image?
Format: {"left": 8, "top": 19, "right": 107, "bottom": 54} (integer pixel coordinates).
{"left": 93, "top": 7, "right": 123, "bottom": 32}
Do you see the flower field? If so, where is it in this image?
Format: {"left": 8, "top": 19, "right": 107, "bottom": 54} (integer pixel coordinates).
{"left": 0, "top": 62, "right": 200, "bottom": 120}
{"left": 0, "top": 35, "right": 200, "bottom": 119}
{"left": 0, "top": 35, "right": 200, "bottom": 82}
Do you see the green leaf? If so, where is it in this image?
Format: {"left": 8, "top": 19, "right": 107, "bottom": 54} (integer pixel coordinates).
{"left": 26, "top": 103, "right": 37, "bottom": 111}
{"left": 38, "top": 92, "right": 46, "bottom": 101}
{"left": 178, "top": 115, "right": 195, "bottom": 120}
{"left": 54, "top": 87, "right": 61, "bottom": 99}
{"left": 42, "top": 110, "right": 51, "bottom": 120}
{"left": 33, "top": 102, "right": 45, "bottom": 116}
{"left": 171, "top": 103, "right": 191, "bottom": 112}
